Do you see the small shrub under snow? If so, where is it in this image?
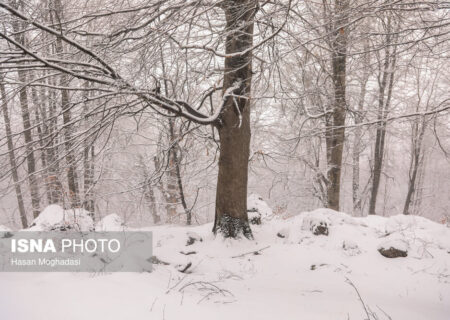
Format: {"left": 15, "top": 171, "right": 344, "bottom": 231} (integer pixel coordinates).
{"left": 28, "top": 205, "right": 94, "bottom": 231}
{"left": 247, "top": 194, "right": 273, "bottom": 225}
{"left": 186, "top": 231, "right": 203, "bottom": 246}
{"left": 95, "top": 213, "right": 125, "bottom": 231}
{"left": 301, "top": 212, "right": 330, "bottom": 236}
{"left": 342, "top": 240, "right": 361, "bottom": 256}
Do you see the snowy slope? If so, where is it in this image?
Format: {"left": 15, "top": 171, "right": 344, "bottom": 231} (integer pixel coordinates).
{"left": 0, "top": 208, "right": 449, "bottom": 320}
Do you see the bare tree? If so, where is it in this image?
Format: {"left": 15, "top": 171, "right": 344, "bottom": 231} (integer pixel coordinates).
{"left": 352, "top": 41, "right": 370, "bottom": 216}
{"left": 325, "top": 0, "right": 350, "bottom": 211}
{"left": 51, "top": 0, "right": 80, "bottom": 208}
{"left": 0, "top": 77, "right": 27, "bottom": 227}
{"left": 9, "top": 0, "right": 40, "bottom": 218}
{"left": 368, "top": 17, "right": 398, "bottom": 215}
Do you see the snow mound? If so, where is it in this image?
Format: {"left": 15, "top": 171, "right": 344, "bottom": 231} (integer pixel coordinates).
{"left": 95, "top": 213, "right": 124, "bottom": 231}
{"left": 186, "top": 231, "right": 203, "bottom": 246}
{"left": 301, "top": 211, "right": 330, "bottom": 235}
{"left": 0, "top": 225, "right": 11, "bottom": 232}
{"left": 342, "top": 240, "right": 361, "bottom": 256}
{"left": 247, "top": 193, "right": 273, "bottom": 224}
{"left": 362, "top": 214, "right": 450, "bottom": 257}
{"left": 3, "top": 206, "right": 449, "bottom": 320}
{"left": 378, "top": 239, "right": 409, "bottom": 252}
{"left": 306, "top": 208, "right": 361, "bottom": 226}
{"left": 29, "top": 205, "right": 94, "bottom": 231}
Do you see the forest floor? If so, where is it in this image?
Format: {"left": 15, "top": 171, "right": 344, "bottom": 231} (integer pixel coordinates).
{"left": 1, "top": 208, "right": 449, "bottom": 320}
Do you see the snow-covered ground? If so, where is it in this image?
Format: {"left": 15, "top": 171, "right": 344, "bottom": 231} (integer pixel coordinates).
{"left": 0, "top": 204, "right": 449, "bottom": 320}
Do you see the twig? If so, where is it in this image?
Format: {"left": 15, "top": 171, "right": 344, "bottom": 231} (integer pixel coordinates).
{"left": 345, "top": 277, "right": 371, "bottom": 320}
{"left": 376, "top": 305, "right": 393, "bottom": 320}
{"left": 179, "top": 262, "right": 192, "bottom": 273}
{"left": 231, "top": 245, "right": 271, "bottom": 258}
{"left": 149, "top": 297, "right": 157, "bottom": 312}
{"left": 180, "top": 251, "right": 197, "bottom": 255}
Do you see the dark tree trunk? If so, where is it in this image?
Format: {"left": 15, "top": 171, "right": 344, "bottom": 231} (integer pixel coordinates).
{"left": 17, "top": 71, "right": 40, "bottom": 218}
{"left": 82, "top": 81, "right": 95, "bottom": 217}
{"left": 42, "top": 75, "right": 63, "bottom": 205}
{"left": 368, "top": 27, "right": 397, "bottom": 215}
{"left": 326, "top": 0, "right": 349, "bottom": 211}
{"left": 212, "top": 0, "right": 256, "bottom": 239}
{"left": 30, "top": 77, "right": 54, "bottom": 207}
{"left": 1, "top": 80, "right": 28, "bottom": 228}
{"left": 168, "top": 120, "right": 191, "bottom": 225}
{"left": 40, "top": 11, "right": 63, "bottom": 205}
{"left": 165, "top": 122, "right": 181, "bottom": 222}
{"left": 83, "top": 144, "right": 95, "bottom": 217}
{"left": 144, "top": 181, "right": 160, "bottom": 224}
{"left": 403, "top": 114, "right": 426, "bottom": 215}
{"left": 11, "top": 1, "right": 40, "bottom": 218}
{"left": 139, "top": 155, "right": 160, "bottom": 224}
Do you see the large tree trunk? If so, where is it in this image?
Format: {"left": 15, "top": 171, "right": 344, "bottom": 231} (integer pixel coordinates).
{"left": 1, "top": 80, "right": 28, "bottom": 228}
{"left": 326, "top": 0, "right": 349, "bottom": 211}
{"left": 212, "top": 0, "right": 255, "bottom": 239}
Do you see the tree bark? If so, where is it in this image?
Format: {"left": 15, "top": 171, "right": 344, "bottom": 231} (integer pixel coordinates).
{"left": 82, "top": 81, "right": 95, "bottom": 217}
{"left": 403, "top": 114, "right": 426, "bottom": 215}
{"left": 11, "top": 0, "right": 40, "bottom": 218}
{"left": 168, "top": 120, "right": 191, "bottom": 225}
{"left": 154, "top": 155, "right": 176, "bottom": 223}
{"left": 42, "top": 75, "right": 63, "bottom": 205}
{"left": 144, "top": 181, "right": 160, "bottom": 224}
{"left": 352, "top": 43, "right": 370, "bottom": 216}
{"left": 83, "top": 144, "right": 95, "bottom": 217}
{"left": 158, "top": 49, "right": 189, "bottom": 224}
{"left": 165, "top": 122, "right": 181, "bottom": 222}
{"left": 213, "top": 0, "right": 256, "bottom": 239}
{"left": 368, "top": 28, "right": 397, "bottom": 215}
{"left": 0, "top": 80, "right": 28, "bottom": 228}
{"left": 326, "top": 0, "right": 349, "bottom": 211}
{"left": 139, "top": 155, "right": 160, "bottom": 224}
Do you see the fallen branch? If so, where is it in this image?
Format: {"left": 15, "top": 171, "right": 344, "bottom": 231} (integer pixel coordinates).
{"left": 180, "top": 251, "right": 197, "bottom": 255}
{"left": 179, "top": 262, "right": 192, "bottom": 273}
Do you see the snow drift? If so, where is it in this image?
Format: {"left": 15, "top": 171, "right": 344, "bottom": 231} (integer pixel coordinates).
{"left": 1, "top": 203, "right": 449, "bottom": 320}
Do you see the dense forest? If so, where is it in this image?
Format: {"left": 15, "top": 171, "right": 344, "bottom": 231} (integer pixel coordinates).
{"left": 0, "top": 0, "right": 449, "bottom": 235}
{"left": 1, "top": 1, "right": 450, "bottom": 320}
